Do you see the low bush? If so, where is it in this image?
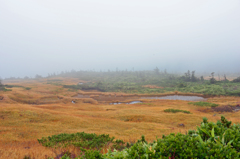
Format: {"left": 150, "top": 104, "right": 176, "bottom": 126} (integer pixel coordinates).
{"left": 44, "top": 117, "right": 240, "bottom": 159}
{"left": 189, "top": 101, "right": 218, "bottom": 107}
{"left": 39, "top": 132, "right": 109, "bottom": 149}
{"left": 164, "top": 109, "right": 191, "bottom": 114}
{"left": 233, "top": 77, "right": 240, "bottom": 83}
{"left": 4, "top": 85, "right": 23, "bottom": 88}
{"left": 104, "top": 116, "right": 240, "bottom": 158}
{"left": 38, "top": 132, "right": 125, "bottom": 150}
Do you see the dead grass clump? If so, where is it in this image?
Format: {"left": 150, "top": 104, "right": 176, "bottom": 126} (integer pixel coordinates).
{"left": 90, "top": 95, "right": 99, "bottom": 98}
{"left": 212, "top": 105, "right": 233, "bottom": 112}
{"left": 57, "top": 96, "right": 64, "bottom": 99}
{"left": 212, "top": 105, "right": 240, "bottom": 113}
{"left": 197, "top": 107, "right": 214, "bottom": 113}
{"left": 119, "top": 115, "right": 146, "bottom": 122}
{"left": 9, "top": 94, "right": 62, "bottom": 105}
{"left": 0, "top": 141, "right": 55, "bottom": 159}
{"left": 106, "top": 109, "right": 115, "bottom": 111}
{"left": 9, "top": 94, "right": 39, "bottom": 104}
{"left": 198, "top": 105, "right": 240, "bottom": 113}
{"left": 82, "top": 98, "right": 98, "bottom": 105}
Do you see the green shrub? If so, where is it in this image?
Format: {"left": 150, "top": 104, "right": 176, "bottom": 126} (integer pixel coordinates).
{"left": 38, "top": 132, "right": 116, "bottom": 149}
{"left": 104, "top": 116, "right": 240, "bottom": 158}
{"left": 25, "top": 87, "right": 31, "bottom": 90}
{"left": 232, "top": 77, "right": 240, "bottom": 83}
{"left": 164, "top": 109, "right": 191, "bottom": 114}
{"left": 80, "top": 149, "right": 104, "bottom": 159}
{"left": 189, "top": 101, "right": 218, "bottom": 107}
{"left": 45, "top": 117, "right": 240, "bottom": 158}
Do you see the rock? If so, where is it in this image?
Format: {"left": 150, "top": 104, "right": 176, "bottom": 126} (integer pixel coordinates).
{"left": 178, "top": 123, "right": 185, "bottom": 127}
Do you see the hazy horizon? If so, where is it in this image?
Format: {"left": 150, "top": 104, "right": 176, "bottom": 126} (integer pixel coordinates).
{"left": 1, "top": 0, "right": 240, "bottom": 78}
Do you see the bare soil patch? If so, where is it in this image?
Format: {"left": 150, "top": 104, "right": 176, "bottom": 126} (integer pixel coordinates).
{"left": 199, "top": 104, "right": 240, "bottom": 113}
{"left": 212, "top": 105, "right": 240, "bottom": 112}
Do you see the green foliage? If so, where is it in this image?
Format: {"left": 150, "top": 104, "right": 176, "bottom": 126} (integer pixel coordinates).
{"left": 232, "top": 77, "right": 240, "bottom": 83}
{"left": 177, "top": 83, "right": 186, "bottom": 88}
{"left": 210, "top": 72, "right": 216, "bottom": 84}
{"left": 0, "top": 87, "right": 12, "bottom": 91}
{"left": 164, "top": 109, "right": 191, "bottom": 114}
{"left": 5, "top": 85, "right": 23, "bottom": 88}
{"left": 80, "top": 149, "right": 103, "bottom": 159}
{"left": 25, "top": 87, "right": 31, "bottom": 90}
{"left": 1, "top": 84, "right": 27, "bottom": 92}
{"left": 189, "top": 101, "right": 218, "bottom": 107}
{"left": 60, "top": 70, "right": 240, "bottom": 96}
{"left": 44, "top": 117, "right": 240, "bottom": 158}
{"left": 38, "top": 132, "right": 117, "bottom": 149}
{"left": 0, "top": 84, "right": 22, "bottom": 91}
{"left": 104, "top": 116, "right": 240, "bottom": 159}
{"left": 38, "top": 132, "right": 126, "bottom": 159}
{"left": 23, "top": 156, "right": 31, "bottom": 159}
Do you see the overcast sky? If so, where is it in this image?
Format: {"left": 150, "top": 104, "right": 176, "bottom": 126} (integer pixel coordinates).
{"left": 0, "top": 0, "right": 240, "bottom": 78}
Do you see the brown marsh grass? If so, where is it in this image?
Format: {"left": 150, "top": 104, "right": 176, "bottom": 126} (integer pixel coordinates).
{"left": 0, "top": 78, "right": 240, "bottom": 158}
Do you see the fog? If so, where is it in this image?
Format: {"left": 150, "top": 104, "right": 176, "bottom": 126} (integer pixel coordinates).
{"left": 0, "top": 0, "right": 240, "bottom": 78}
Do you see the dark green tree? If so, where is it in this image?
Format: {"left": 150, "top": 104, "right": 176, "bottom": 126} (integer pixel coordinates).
{"left": 35, "top": 74, "right": 42, "bottom": 79}
{"left": 154, "top": 67, "right": 160, "bottom": 75}
{"left": 191, "top": 71, "right": 197, "bottom": 82}
{"left": 184, "top": 70, "right": 191, "bottom": 81}
{"left": 210, "top": 72, "right": 216, "bottom": 84}
{"left": 164, "top": 69, "right": 167, "bottom": 74}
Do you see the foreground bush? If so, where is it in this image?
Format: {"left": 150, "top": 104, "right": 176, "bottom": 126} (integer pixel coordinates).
{"left": 105, "top": 116, "right": 240, "bottom": 159}
{"left": 42, "top": 116, "right": 240, "bottom": 159}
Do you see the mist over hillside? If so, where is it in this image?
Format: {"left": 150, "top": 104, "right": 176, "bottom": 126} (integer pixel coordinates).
{"left": 1, "top": 0, "right": 240, "bottom": 78}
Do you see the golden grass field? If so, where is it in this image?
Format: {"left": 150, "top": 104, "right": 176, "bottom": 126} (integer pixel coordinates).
{"left": 0, "top": 78, "right": 240, "bottom": 158}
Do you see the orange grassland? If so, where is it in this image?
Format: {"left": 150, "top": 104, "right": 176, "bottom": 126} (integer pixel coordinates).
{"left": 0, "top": 78, "right": 240, "bottom": 159}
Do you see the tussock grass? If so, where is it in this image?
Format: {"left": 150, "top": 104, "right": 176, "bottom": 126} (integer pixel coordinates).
{"left": 164, "top": 109, "right": 191, "bottom": 114}
{"left": 188, "top": 101, "right": 218, "bottom": 107}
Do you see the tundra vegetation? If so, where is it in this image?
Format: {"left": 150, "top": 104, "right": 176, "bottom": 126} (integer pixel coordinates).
{"left": 60, "top": 70, "right": 240, "bottom": 96}
{"left": 38, "top": 116, "right": 240, "bottom": 158}
{"left": 0, "top": 69, "right": 240, "bottom": 158}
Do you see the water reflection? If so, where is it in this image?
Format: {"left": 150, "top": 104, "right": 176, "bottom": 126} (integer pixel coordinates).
{"left": 109, "top": 101, "right": 142, "bottom": 105}
{"left": 142, "top": 95, "right": 205, "bottom": 101}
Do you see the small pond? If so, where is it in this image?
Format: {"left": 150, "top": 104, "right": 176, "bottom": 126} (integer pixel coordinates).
{"left": 141, "top": 95, "right": 205, "bottom": 101}
{"left": 74, "top": 94, "right": 206, "bottom": 104}
{"left": 109, "top": 101, "right": 142, "bottom": 105}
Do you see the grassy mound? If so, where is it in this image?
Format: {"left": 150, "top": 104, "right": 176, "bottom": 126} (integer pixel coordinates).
{"left": 188, "top": 101, "right": 218, "bottom": 107}
{"left": 164, "top": 109, "right": 191, "bottom": 114}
